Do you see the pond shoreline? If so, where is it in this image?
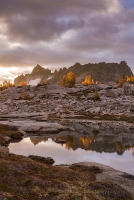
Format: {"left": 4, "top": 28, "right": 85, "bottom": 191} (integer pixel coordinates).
{"left": 0, "top": 152, "right": 134, "bottom": 199}
{"left": 0, "top": 119, "right": 134, "bottom": 199}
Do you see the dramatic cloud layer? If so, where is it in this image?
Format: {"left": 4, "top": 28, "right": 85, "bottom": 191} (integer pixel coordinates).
{"left": 0, "top": 0, "right": 134, "bottom": 81}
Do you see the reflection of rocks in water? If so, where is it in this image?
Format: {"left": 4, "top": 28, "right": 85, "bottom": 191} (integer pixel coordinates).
{"left": 10, "top": 138, "right": 23, "bottom": 144}
{"left": 61, "top": 121, "right": 133, "bottom": 136}
{"left": 29, "top": 130, "right": 134, "bottom": 155}
{"left": 30, "top": 137, "right": 48, "bottom": 145}
{"left": 55, "top": 133, "right": 133, "bottom": 155}
{"left": 80, "top": 130, "right": 99, "bottom": 149}
{"left": 92, "top": 130, "right": 99, "bottom": 140}
{"left": 58, "top": 121, "right": 134, "bottom": 154}
{"left": 55, "top": 135, "right": 74, "bottom": 150}
{"left": 80, "top": 136, "right": 133, "bottom": 155}
{"left": 77, "top": 136, "right": 125, "bottom": 155}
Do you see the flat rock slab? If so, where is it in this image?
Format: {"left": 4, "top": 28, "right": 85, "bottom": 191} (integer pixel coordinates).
{"left": 1, "top": 121, "right": 68, "bottom": 134}
{"left": 0, "top": 112, "right": 48, "bottom": 118}
{"left": 38, "top": 127, "right": 61, "bottom": 134}
{"left": 77, "top": 162, "right": 134, "bottom": 199}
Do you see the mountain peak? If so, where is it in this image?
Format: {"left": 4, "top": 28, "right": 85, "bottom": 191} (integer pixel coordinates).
{"left": 31, "top": 64, "right": 44, "bottom": 73}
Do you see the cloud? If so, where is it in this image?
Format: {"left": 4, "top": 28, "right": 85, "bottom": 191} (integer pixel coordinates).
{"left": 0, "top": 0, "right": 134, "bottom": 82}
{"left": 0, "top": 0, "right": 124, "bottom": 43}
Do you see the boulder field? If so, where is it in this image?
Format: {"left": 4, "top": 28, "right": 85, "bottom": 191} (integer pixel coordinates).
{"left": 0, "top": 83, "right": 133, "bottom": 118}
{"left": 0, "top": 83, "right": 134, "bottom": 199}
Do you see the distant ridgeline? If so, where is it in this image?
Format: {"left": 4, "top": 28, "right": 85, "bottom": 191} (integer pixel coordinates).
{"left": 14, "top": 61, "right": 133, "bottom": 86}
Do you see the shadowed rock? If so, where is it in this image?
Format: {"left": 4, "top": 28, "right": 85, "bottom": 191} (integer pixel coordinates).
{"left": 28, "top": 155, "right": 55, "bottom": 165}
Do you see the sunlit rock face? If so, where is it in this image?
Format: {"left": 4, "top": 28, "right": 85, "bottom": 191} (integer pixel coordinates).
{"left": 14, "top": 64, "right": 52, "bottom": 86}
{"left": 14, "top": 61, "right": 133, "bottom": 86}
{"left": 50, "top": 61, "right": 133, "bottom": 84}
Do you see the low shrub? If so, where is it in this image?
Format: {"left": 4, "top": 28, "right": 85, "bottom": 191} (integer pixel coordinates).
{"left": 23, "top": 92, "right": 29, "bottom": 100}
{"left": 93, "top": 89, "right": 100, "bottom": 101}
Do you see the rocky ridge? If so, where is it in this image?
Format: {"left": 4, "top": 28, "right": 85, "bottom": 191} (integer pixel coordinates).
{"left": 14, "top": 61, "right": 133, "bottom": 86}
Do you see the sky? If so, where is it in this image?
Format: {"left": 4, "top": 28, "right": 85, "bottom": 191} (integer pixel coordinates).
{"left": 0, "top": 0, "right": 134, "bottom": 82}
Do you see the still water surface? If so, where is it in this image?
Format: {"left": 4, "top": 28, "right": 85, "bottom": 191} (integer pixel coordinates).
{"left": 9, "top": 135, "right": 134, "bottom": 175}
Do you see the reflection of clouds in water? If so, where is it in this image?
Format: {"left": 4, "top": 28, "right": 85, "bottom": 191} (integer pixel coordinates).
{"left": 9, "top": 137, "right": 134, "bottom": 175}
{"left": 108, "top": 150, "right": 134, "bottom": 174}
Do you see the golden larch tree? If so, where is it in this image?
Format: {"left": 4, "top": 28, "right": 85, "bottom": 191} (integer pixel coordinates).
{"left": 67, "top": 71, "right": 76, "bottom": 88}
{"left": 118, "top": 77, "right": 123, "bottom": 88}
{"left": 82, "top": 75, "right": 94, "bottom": 86}
{"left": 19, "top": 81, "right": 28, "bottom": 86}
{"left": 61, "top": 75, "right": 67, "bottom": 87}
{"left": 126, "top": 76, "right": 134, "bottom": 84}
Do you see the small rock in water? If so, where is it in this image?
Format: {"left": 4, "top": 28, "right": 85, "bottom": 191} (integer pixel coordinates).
{"left": 55, "top": 139, "right": 66, "bottom": 143}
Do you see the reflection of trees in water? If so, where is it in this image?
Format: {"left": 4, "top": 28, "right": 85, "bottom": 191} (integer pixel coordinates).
{"left": 79, "top": 137, "right": 133, "bottom": 155}
{"left": 109, "top": 143, "right": 132, "bottom": 155}
{"left": 65, "top": 136, "right": 74, "bottom": 151}
{"left": 29, "top": 134, "right": 134, "bottom": 155}
{"left": 58, "top": 136, "right": 65, "bottom": 140}
{"left": 30, "top": 138, "right": 48, "bottom": 146}
{"left": 80, "top": 137, "right": 93, "bottom": 149}
{"left": 116, "top": 142, "right": 123, "bottom": 154}
{"left": 115, "top": 142, "right": 132, "bottom": 155}
{"left": 132, "top": 148, "right": 134, "bottom": 157}
{"left": 80, "top": 131, "right": 98, "bottom": 149}
{"left": 56, "top": 135, "right": 74, "bottom": 151}
{"left": 79, "top": 135, "right": 133, "bottom": 155}
{"left": 124, "top": 145, "right": 133, "bottom": 151}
